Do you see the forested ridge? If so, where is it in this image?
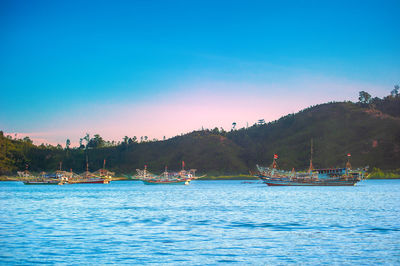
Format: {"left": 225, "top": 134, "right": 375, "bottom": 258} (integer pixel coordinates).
{"left": 1, "top": 90, "right": 400, "bottom": 175}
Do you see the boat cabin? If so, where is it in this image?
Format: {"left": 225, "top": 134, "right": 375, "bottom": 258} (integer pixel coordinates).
{"left": 315, "top": 168, "right": 346, "bottom": 174}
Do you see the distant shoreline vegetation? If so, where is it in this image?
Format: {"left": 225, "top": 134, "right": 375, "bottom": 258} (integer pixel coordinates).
{"left": 3, "top": 169, "right": 400, "bottom": 181}
{"left": 367, "top": 168, "right": 400, "bottom": 179}
{"left": 1, "top": 87, "right": 399, "bottom": 175}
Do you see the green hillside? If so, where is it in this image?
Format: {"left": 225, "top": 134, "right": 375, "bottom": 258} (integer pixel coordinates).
{"left": 1, "top": 95, "right": 399, "bottom": 175}
{"left": 229, "top": 101, "right": 400, "bottom": 171}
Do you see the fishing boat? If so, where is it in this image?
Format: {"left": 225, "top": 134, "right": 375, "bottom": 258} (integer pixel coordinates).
{"left": 68, "top": 171, "right": 110, "bottom": 184}
{"left": 254, "top": 141, "right": 366, "bottom": 186}
{"left": 136, "top": 162, "right": 203, "bottom": 185}
{"left": 23, "top": 179, "right": 61, "bottom": 185}
{"left": 141, "top": 179, "right": 189, "bottom": 185}
{"left": 68, "top": 159, "right": 112, "bottom": 184}
{"left": 21, "top": 171, "right": 66, "bottom": 185}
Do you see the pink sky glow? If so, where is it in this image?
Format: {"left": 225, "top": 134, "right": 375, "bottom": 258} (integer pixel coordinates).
{"left": 4, "top": 78, "right": 388, "bottom": 147}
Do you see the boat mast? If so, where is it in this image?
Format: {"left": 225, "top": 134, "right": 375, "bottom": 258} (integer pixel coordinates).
{"left": 272, "top": 154, "right": 278, "bottom": 169}
{"left": 86, "top": 154, "right": 89, "bottom": 172}
{"left": 346, "top": 153, "right": 351, "bottom": 175}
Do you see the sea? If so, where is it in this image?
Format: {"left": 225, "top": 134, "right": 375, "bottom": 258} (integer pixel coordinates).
{"left": 0, "top": 180, "right": 399, "bottom": 265}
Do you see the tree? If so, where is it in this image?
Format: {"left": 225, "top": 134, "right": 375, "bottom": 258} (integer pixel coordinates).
{"left": 123, "top": 136, "right": 129, "bottom": 144}
{"left": 358, "top": 91, "right": 372, "bottom": 104}
{"left": 212, "top": 127, "right": 220, "bottom": 134}
{"left": 81, "top": 133, "right": 90, "bottom": 149}
{"left": 79, "top": 138, "right": 84, "bottom": 149}
{"left": 258, "top": 119, "right": 265, "bottom": 125}
{"left": 66, "top": 139, "right": 71, "bottom": 149}
{"left": 23, "top": 136, "right": 33, "bottom": 144}
{"left": 87, "top": 134, "right": 105, "bottom": 148}
{"left": 391, "top": 85, "right": 399, "bottom": 97}
{"left": 232, "top": 122, "right": 237, "bottom": 130}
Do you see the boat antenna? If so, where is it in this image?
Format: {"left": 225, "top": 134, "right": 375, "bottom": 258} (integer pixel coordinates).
{"left": 103, "top": 159, "right": 106, "bottom": 169}
{"left": 59, "top": 161, "right": 62, "bottom": 171}
{"left": 309, "top": 139, "right": 314, "bottom": 173}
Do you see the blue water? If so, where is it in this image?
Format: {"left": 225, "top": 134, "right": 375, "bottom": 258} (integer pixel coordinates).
{"left": 0, "top": 180, "right": 399, "bottom": 265}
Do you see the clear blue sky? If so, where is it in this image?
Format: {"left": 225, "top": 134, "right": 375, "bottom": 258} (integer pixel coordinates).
{"left": 1, "top": 0, "right": 399, "bottom": 145}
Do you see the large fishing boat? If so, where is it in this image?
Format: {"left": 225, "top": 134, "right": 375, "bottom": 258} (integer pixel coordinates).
{"left": 136, "top": 162, "right": 203, "bottom": 185}
{"left": 254, "top": 142, "right": 366, "bottom": 186}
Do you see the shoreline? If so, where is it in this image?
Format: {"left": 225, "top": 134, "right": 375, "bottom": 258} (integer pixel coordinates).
{"left": 2, "top": 176, "right": 400, "bottom": 181}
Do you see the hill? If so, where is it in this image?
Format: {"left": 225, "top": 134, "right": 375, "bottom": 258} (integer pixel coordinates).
{"left": 229, "top": 101, "right": 400, "bottom": 171}
{"left": 1, "top": 96, "right": 399, "bottom": 175}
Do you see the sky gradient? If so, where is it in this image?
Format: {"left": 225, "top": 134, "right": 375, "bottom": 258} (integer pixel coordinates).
{"left": 1, "top": 0, "right": 399, "bottom": 146}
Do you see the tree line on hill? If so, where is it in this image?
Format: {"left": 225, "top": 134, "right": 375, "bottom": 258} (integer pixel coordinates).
{"left": 1, "top": 86, "right": 399, "bottom": 175}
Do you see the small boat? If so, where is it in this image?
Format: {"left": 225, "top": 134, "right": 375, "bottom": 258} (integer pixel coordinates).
{"left": 136, "top": 162, "right": 204, "bottom": 185}
{"left": 68, "top": 171, "right": 110, "bottom": 184}
{"left": 141, "top": 179, "right": 188, "bottom": 185}
{"left": 23, "top": 179, "right": 60, "bottom": 185}
{"left": 21, "top": 170, "right": 66, "bottom": 185}
{"left": 68, "top": 178, "right": 109, "bottom": 184}
{"left": 68, "top": 160, "right": 112, "bottom": 184}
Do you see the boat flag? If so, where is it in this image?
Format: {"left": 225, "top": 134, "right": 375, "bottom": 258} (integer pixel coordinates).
{"left": 347, "top": 153, "right": 351, "bottom": 157}
{"left": 182, "top": 161, "right": 185, "bottom": 169}
{"left": 274, "top": 154, "right": 278, "bottom": 159}
{"left": 144, "top": 165, "right": 147, "bottom": 169}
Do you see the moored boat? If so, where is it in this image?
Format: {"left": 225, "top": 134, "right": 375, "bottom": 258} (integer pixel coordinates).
{"left": 141, "top": 179, "right": 188, "bottom": 185}
{"left": 68, "top": 171, "right": 110, "bottom": 184}
{"left": 254, "top": 142, "right": 366, "bottom": 186}
{"left": 23, "top": 180, "right": 60, "bottom": 185}
{"left": 68, "top": 178, "right": 109, "bottom": 184}
{"left": 68, "top": 160, "right": 112, "bottom": 184}
{"left": 20, "top": 170, "right": 66, "bottom": 185}
{"left": 136, "top": 162, "right": 203, "bottom": 185}
{"left": 257, "top": 170, "right": 362, "bottom": 186}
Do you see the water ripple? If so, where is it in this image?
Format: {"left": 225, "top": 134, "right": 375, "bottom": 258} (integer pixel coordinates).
{"left": 0, "top": 180, "right": 399, "bottom": 264}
